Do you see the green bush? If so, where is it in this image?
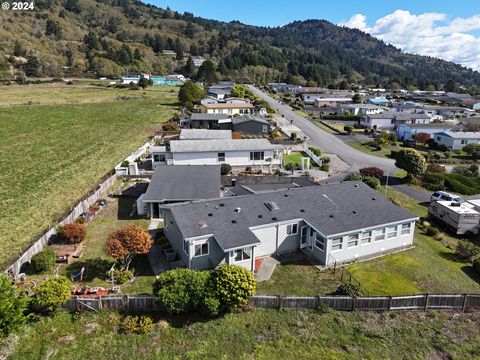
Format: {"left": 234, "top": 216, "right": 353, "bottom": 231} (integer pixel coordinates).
{"left": 153, "top": 268, "right": 211, "bottom": 314}
{"left": 0, "top": 275, "right": 29, "bottom": 338}
{"left": 120, "top": 315, "right": 155, "bottom": 334}
{"left": 111, "top": 269, "right": 134, "bottom": 284}
{"left": 333, "top": 283, "right": 361, "bottom": 296}
{"left": 425, "top": 227, "right": 440, "bottom": 237}
{"left": 321, "top": 164, "right": 330, "bottom": 172}
{"left": 308, "top": 147, "right": 322, "bottom": 157}
{"left": 442, "top": 173, "right": 480, "bottom": 195}
{"left": 344, "top": 125, "right": 353, "bottom": 134}
{"left": 31, "top": 276, "right": 71, "bottom": 314}
{"left": 120, "top": 160, "right": 129, "bottom": 168}
{"left": 361, "top": 176, "right": 381, "bottom": 190}
{"left": 211, "top": 265, "right": 256, "bottom": 308}
{"left": 395, "top": 148, "right": 427, "bottom": 176}
{"left": 30, "top": 248, "right": 56, "bottom": 273}
{"left": 473, "top": 258, "right": 480, "bottom": 274}
{"left": 220, "top": 163, "right": 232, "bottom": 175}
{"left": 455, "top": 240, "right": 480, "bottom": 261}
{"left": 344, "top": 172, "right": 363, "bottom": 181}
{"left": 421, "top": 172, "right": 445, "bottom": 191}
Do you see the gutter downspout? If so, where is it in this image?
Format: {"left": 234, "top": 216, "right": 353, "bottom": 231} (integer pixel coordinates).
{"left": 275, "top": 224, "right": 279, "bottom": 256}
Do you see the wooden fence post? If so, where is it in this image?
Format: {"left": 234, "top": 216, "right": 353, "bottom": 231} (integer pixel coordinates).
{"left": 388, "top": 296, "right": 392, "bottom": 311}
{"left": 462, "top": 294, "right": 468, "bottom": 312}
{"left": 277, "top": 295, "right": 282, "bottom": 310}
{"left": 424, "top": 294, "right": 429, "bottom": 311}
{"left": 352, "top": 297, "right": 356, "bottom": 311}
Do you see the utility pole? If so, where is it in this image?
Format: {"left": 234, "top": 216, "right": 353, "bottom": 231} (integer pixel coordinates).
{"left": 384, "top": 171, "right": 389, "bottom": 196}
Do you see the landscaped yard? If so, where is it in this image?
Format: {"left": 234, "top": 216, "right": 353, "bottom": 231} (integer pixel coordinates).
{"left": 5, "top": 308, "right": 480, "bottom": 359}
{"left": 0, "top": 86, "right": 177, "bottom": 269}
{"left": 256, "top": 260, "right": 341, "bottom": 295}
{"left": 283, "top": 151, "right": 320, "bottom": 169}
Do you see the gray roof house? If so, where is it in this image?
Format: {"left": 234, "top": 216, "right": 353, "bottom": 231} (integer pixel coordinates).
{"left": 433, "top": 131, "right": 480, "bottom": 150}
{"left": 179, "top": 129, "right": 232, "bottom": 140}
{"left": 143, "top": 165, "right": 221, "bottom": 218}
{"left": 232, "top": 115, "right": 271, "bottom": 135}
{"left": 188, "top": 113, "right": 232, "bottom": 130}
{"left": 161, "top": 182, "right": 418, "bottom": 271}
{"left": 359, "top": 111, "right": 432, "bottom": 129}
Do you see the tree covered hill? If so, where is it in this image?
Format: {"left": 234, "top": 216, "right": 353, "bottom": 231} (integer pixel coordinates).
{"left": 1, "top": 0, "right": 479, "bottom": 90}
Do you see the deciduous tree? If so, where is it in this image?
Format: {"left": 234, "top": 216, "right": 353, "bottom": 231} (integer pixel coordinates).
{"left": 106, "top": 225, "right": 153, "bottom": 270}
{"left": 395, "top": 148, "right": 427, "bottom": 177}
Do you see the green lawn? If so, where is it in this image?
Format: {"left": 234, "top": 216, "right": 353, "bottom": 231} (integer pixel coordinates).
{"left": 0, "top": 88, "right": 176, "bottom": 269}
{"left": 283, "top": 152, "right": 320, "bottom": 169}
{"left": 256, "top": 261, "right": 341, "bottom": 295}
{"left": 345, "top": 140, "right": 401, "bottom": 159}
{"left": 6, "top": 309, "right": 480, "bottom": 359}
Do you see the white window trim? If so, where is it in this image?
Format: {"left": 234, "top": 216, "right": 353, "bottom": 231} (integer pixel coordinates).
{"left": 233, "top": 248, "right": 251, "bottom": 263}
{"left": 183, "top": 240, "right": 189, "bottom": 255}
{"left": 194, "top": 241, "right": 209, "bottom": 257}
{"left": 286, "top": 223, "right": 298, "bottom": 235}
{"left": 314, "top": 233, "right": 325, "bottom": 252}
{"left": 360, "top": 231, "right": 371, "bottom": 245}
{"left": 331, "top": 237, "right": 342, "bottom": 252}
{"left": 401, "top": 223, "right": 412, "bottom": 235}
{"left": 217, "top": 152, "right": 225, "bottom": 162}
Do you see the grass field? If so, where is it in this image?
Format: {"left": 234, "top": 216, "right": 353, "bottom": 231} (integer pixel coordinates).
{"left": 0, "top": 85, "right": 177, "bottom": 269}
{"left": 283, "top": 152, "right": 320, "bottom": 169}
{"left": 5, "top": 309, "right": 480, "bottom": 359}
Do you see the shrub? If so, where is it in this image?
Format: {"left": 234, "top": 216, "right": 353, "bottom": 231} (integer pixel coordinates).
{"left": 463, "top": 143, "right": 480, "bottom": 160}
{"left": 111, "top": 268, "right": 134, "bottom": 284}
{"left": 442, "top": 173, "right": 480, "bottom": 195}
{"left": 155, "top": 230, "right": 170, "bottom": 249}
{"left": 359, "top": 167, "right": 384, "bottom": 179}
{"left": 56, "top": 223, "right": 86, "bottom": 244}
{"left": 308, "top": 147, "right": 322, "bottom": 157}
{"left": 220, "top": 163, "right": 232, "bottom": 175}
{"left": 333, "top": 283, "right": 361, "bottom": 296}
{"left": 421, "top": 172, "right": 445, "bottom": 191}
{"left": 425, "top": 227, "right": 440, "bottom": 237}
{"left": 455, "top": 240, "right": 480, "bottom": 261}
{"left": 428, "top": 151, "right": 446, "bottom": 160}
{"left": 31, "top": 276, "right": 71, "bottom": 314}
{"left": 344, "top": 125, "right": 353, "bottom": 134}
{"left": 30, "top": 248, "right": 56, "bottom": 273}
{"left": 270, "top": 130, "right": 281, "bottom": 138}
{"left": 153, "top": 268, "right": 211, "bottom": 314}
{"left": 162, "top": 123, "right": 179, "bottom": 132}
{"left": 452, "top": 165, "right": 479, "bottom": 178}
{"left": 473, "top": 258, "right": 480, "bottom": 274}
{"left": 361, "top": 176, "right": 381, "bottom": 190}
{"left": 284, "top": 162, "right": 298, "bottom": 174}
{"left": 290, "top": 132, "right": 297, "bottom": 141}
{"left": 120, "top": 160, "right": 129, "bottom": 167}
{"left": 210, "top": 265, "right": 256, "bottom": 308}
{"left": 395, "top": 148, "right": 427, "bottom": 176}
{"left": 0, "top": 275, "right": 29, "bottom": 338}
{"left": 321, "top": 156, "right": 331, "bottom": 164}
{"left": 344, "top": 172, "right": 363, "bottom": 181}
{"left": 321, "top": 164, "right": 330, "bottom": 172}
{"left": 426, "top": 164, "right": 446, "bottom": 174}
{"left": 120, "top": 316, "right": 155, "bottom": 334}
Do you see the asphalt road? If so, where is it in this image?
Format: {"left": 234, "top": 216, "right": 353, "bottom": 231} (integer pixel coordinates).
{"left": 248, "top": 85, "right": 398, "bottom": 173}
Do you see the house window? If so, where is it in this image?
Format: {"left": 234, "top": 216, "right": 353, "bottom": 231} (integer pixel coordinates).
{"left": 461, "top": 140, "right": 466, "bottom": 144}
{"left": 331, "top": 237, "right": 342, "bottom": 251}
{"left": 374, "top": 228, "right": 385, "bottom": 242}
{"left": 437, "top": 136, "right": 441, "bottom": 141}
{"left": 250, "top": 151, "right": 265, "bottom": 161}
{"left": 401, "top": 223, "right": 411, "bottom": 235}
{"left": 228, "top": 109, "right": 232, "bottom": 114}
{"left": 361, "top": 231, "right": 371, "bottom": 244}
{"left": 286, "top": 224, "right": 298, "bottom": 235}
{"left": 217, "top": 152, "right": 225, "bottom": 162}
{"left": 183, "top": 240, "right": 189, "bottom": 255}
{"left": 347, "top": 234, "right": 359, "bottom": 248}
{"left": 234, "top": 248, "right": 251, "bottom": 262}
{"left": 262, "top": 125, "right": 268, "bottom": 133}
{"left": 315, "top": 233, "right": 325, "bottom": 251}
{"left": 387, "top": 225, "right": 398, "bottom": 238}
{"left": 194, "top": 242, "right": 209, "bottom": 257}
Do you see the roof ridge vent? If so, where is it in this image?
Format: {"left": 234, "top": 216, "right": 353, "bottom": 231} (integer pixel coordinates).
{"left": 235, "top": 207, "right": 241, "bottom": 213}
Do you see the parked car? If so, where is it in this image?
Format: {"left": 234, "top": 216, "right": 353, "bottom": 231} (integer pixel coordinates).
{"left": 403, "top": 139, "right": 417, "bottom": 148}
{"left": 430, "top": 191, "right": 465, "bottom": 203}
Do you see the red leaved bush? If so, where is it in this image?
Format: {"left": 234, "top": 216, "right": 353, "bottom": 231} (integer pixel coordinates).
{"left": 57, "top": 224, "right": 86, "bottom": 244}
{"left": 359, "top": 167, "right": 384, "bottom": 179}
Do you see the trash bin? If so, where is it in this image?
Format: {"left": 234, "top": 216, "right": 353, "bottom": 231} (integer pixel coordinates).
{"left": 164, "top": 248, "right": 176, "bottom": 262}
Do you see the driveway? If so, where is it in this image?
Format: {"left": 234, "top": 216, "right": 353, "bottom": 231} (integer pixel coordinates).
{"left": 248, "top": 85, "right": 398, "bottom": 173}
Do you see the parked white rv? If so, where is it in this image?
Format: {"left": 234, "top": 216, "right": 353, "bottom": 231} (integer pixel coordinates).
{"left": 428, "top": 201, "right": 480, "bottom": 235}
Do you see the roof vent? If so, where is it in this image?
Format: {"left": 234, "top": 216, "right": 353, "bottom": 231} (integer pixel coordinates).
{"left": 234, "top": 207, "right": 241, "bottom": 213}
{"left": 284, "top": 194, "right": 289, "bottom": 197}
{"left": 258, "top": 215, "right": 263, "bottom": 218}
{"left": 329, "top": 214, "right": 335, "bottom": 218}
{"left": 272, "top": 217, "right": 278, "bottom": 221}
{"left": 198, "top": 221, "right": 207, "bottom": 229}
{"left": 219, "top": 203, "right": 225, "bottom": 207}
{"left": 265, "top": 201, "right": 281, "bottom": 211}
{"left": 354, "top": 184, "right": 359, "bottom": 188}
{"left": 208, "top": 213, "right": 213, "bottom": 217}
{"left": 352, "top": 210, "right": 358, "bottom": 214}
{"left": 372, "top": 197, "right": 377, "bottom": 200}
{"left": 300, "top": 209, "right": 305, "bottom": 213}
{"left": 231, "top": 219, "right": 237, "bottom": 224}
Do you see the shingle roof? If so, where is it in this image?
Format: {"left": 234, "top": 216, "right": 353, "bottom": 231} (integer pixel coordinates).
{"left": 436, "top": 131, "right": 480, "bottom": 139}
{"left": 163, "top": 182, "right": 417, "bottom": 251}
{"left": 366, "top": 112, "right": 430, "bottom": 120}
{"left": 180, "top": 129, "right": 232, "bottom": 140}
{"left": 169, "top": 139, "right": 275, "bottom": 153}
{"left": 143, "top": 165, "right": 220, "bottom": 202}
{"left": 232, "top": 115, "right": 270, "bottom": 125}
{"left": 190, "top": 113, "right": 230, "bottom": 121}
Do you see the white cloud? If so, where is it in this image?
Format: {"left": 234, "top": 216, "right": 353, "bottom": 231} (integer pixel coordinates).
{"left": 338, "top": 10, "right": 480, "bottom": 71}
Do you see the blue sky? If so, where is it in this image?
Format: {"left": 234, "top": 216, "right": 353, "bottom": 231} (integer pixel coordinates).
{"left": 145, "top": 1, "right": 480, "bottom": 71}
{"left": 149, "top": 0, "right": 479, "bottom": 28}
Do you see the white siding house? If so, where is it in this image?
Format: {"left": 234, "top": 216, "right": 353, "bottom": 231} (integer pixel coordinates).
{"left": 433, "top": 131, "right": 480, "bottom": 150}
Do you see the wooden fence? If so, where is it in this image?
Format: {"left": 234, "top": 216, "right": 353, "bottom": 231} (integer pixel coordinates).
{"left": 64, "top": 294, "right": 480, "bottom": 313}
{"left": 6, "top": 172, "right": 118, "bottom": 276}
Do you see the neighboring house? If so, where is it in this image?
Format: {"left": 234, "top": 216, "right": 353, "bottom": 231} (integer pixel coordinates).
{"left": 207, "top": 88, "right": 231, "bottom": 100}
{"left": 267, "top": 83, "right": 302, "bottom": 93}
{"left": 120, "top": 76, "right": 139, "bottom": 85}
{"left": 359, "top": 112, "right": 431, "bottom": 130}
{"left": 161, "top": 50, "right": 176, "bottom": 56}
{"left": 199, "top": 97, "right": 254, "bottom": 115}
{"left": 142, "top": 165, "right": 221, "bottom": 218}
{"left": 337, "top": 104, "right": 384, "bottom": 116}
{"left": 433, "top": 131, "right": 480, "bottom": 150}
{"left": 152, "top": 139, "right": 282, "bottom": 168}
{"left": 188, "top": 113, "right": 232, "bottom": 130}
{"left": 227, "top": 177, "right": 318, "bottom": 196}
{"left": 301, "top": 93, "right": 324, "bottom": 104}
{"left": 179, "top": 129, "right": 232, "bottom": 140}
{"left": 232, "top": 115, "right": 271, "bottom": 135}
{"left": 192, "top": 57, "right": 205, "bottom": 67}
{"left": 473, "top": 102, "right": 480, "bottom": 111}
{"left": 150, "top": 76, "right": 183, "bottom": 86}
{"left": 367, "top": 97, "right": 391, "bottom": 106}
{"left": 314, "top": 98, "right": 352, "bottom": 108}
{"left": 397, "top": 123, "right": 456, "bottom": 140}
{"left": 161, "top": 182, "right": 418, "bottom": 271}
{"left": 415, "top": 105, "right": 468, "bottom": 119}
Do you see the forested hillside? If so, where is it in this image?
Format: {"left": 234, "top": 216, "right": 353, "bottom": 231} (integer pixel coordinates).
{"left": 1, "top": 0, "right": 480, "bottom": 89}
